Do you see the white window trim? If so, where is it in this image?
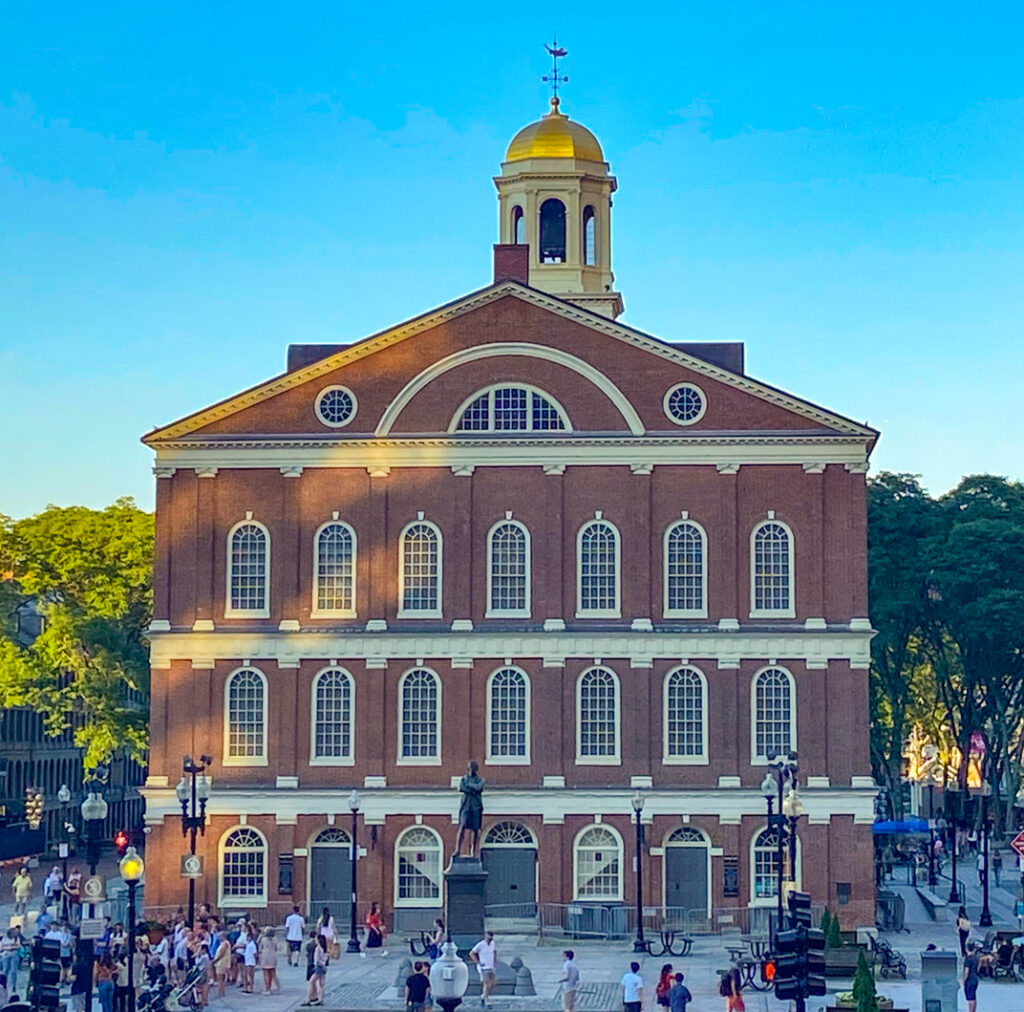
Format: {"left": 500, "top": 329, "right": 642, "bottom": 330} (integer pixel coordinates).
{"left": 749, "top": 518, "right": 796, "bottom": 619}
{"left": 662, "top": 826, "right": 713, "bottom": 917}
{"left": 572, "top": 823, "right": 624, "bottom": 902}
{"left": 575, "top": 666, "right": 621, "bottom": 766}
{"left": 749, "top": 824, "right": 802, "bottom": 907}
{"left": 663, "top": 383, "right": 708, "bottom": 427}
{"left": 217, "top": 824, "right": 268, "bottom": 908}
{"left": 662, "top": 665, "right": 709, "bottom": 765}
{"left": 314, "top": 384, "right": 358, "bottom": 429}
{"left": 662, "top": 520, "right": 709, "bottom": 619}
{"left": 575, "top": 518, "right": 622, "bottom": 619}
{"left": 393, "top": 825, "right": 444, "bottom": 908}
{"left": 749, "top": 665, "right": 797, "bottom": 766}
{"left": 485, "top": 518, "right": 532, "bottom": 618}
{"left": 224, "top": 519, "right": 271, "bottom": 620}
{"left": 222, "top": 666, "right": 269, "bottom": 767}
{"left": 310, "top": 520, "right": 358, "bottom": 619}
{"left": 447, "top": 383, "right": 573, "bottom": 434}
{"left": 485, "top": 666, "right": 531, "bottom": 766}
{"left": 397, "top": 519, "right": 443, "bottom": 619}
{"left": 309, "top": 666, "right": 355, "bottom": 767}
{"left": 397, "top": 666, "right": 443, "bottom": 766}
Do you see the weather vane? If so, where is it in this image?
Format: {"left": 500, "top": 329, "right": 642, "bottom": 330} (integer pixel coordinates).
{"left": 542, "top": 37, "right": 568, "bottom": 102}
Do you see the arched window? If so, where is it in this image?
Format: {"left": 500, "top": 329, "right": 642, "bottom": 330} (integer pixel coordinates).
{"left": 399, "top": 668, "right": 441, "bottom": 763}
{"left": 750, "top": 825, "right": 801, "bottom": 902}
{"left": 313, "top": 522, "right": 356, "bottom": 617}
{"left": 226, "top": 521, "right": 270, "bottom": 617}
{"left": 312, "top": 827, "right": 350, "bottom": 846}
{"left": 751, "top": 520, "right": 794, "bottom": 617}
{"left": 487, "top": 520, "right": 530, "bottom": 616}
{"left": 663, "top": 666, "right": 708, "bottom": 763}
{"left": 751, "top": 667, "right": 796, "bottom": 763}
{"left": 539, "top": 198, "right": 566, "bottom": 263}
{"left": 311, "top": 667, "right": 354, "bottom": 764}
{"left": 577, "top": 519, "right": 620, "bottom": 616}
{"left": 573, "top": 825, "right": 622, "bottom": 901}
{"left": 219, "top": 826, "right": 267, "bottom": 906}
{"left": 664, "top": 521, "right": 707, "bottom": 617}
{"left": 487, "top": 667, "right": 530, "bottom": 762}
{"left": 399, "top": 522, "right": 442, "bottom": 617}
{"left": 484, "top": 822, "right": 535, "bottom": 846}
{"left": 583, "top": 206, "right": 596, "bottom": 265}
{"left": 224, "top": 668, "right": 267, "bottom": 765}
{"left": 512, "top": 206, "right": 525, "bottom": 245}
{"left": 452, "top": 384, "right": 569, "bottom": 433}
{"left": 395, "top": 826, "right": 443, "bottom": 906}
{"left": 576, "top": 667, "right": 620, "bottom": 763}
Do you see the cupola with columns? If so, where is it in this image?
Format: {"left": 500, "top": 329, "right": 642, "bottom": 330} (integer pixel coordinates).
{"left": 495, "top": 93, "right": 623, "bottom": 319}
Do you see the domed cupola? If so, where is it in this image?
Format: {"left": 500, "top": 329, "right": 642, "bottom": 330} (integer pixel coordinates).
{"left": 495, "top": 92, "right": 623, "bottom": 319}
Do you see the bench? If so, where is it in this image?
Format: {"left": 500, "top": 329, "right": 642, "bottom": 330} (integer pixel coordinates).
{"left": 915, "top": 887, "right": 949, "bottom": 922}
{"left": 642, "top": 930, "right": 693, "bottom": 957}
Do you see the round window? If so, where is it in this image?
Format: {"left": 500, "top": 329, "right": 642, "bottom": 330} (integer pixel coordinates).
{"left": 315, "top": 386, "right": 357, "bottom": 428}
{"left": 664, "top": 383, "right": 706, "bottom": 426}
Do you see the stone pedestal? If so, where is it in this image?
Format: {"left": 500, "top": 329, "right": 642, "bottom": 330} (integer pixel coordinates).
{"left": 444, "top": 856, "right": 488, "bottom": 955}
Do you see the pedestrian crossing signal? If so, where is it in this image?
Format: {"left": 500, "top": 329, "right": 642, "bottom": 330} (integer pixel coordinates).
{"left": 114, "top": 829, "right": 129, "bottom": 855}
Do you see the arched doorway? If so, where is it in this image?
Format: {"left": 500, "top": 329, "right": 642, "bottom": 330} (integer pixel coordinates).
{"left": 664, "top": 826, "right": 710, "bottom": 916}
{"left": 308, "top": 827, "right": 351, "bottom": 914}
{"left": 480, "top": 821, "right": 536, "bottom": 913}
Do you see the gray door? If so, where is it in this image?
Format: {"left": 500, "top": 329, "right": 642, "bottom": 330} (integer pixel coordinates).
{"left": 310, "top": 846, "right": 351, "bottom": 911}
{"left": 481, "top": 848, "right": 536, "bottom": 911}
{"left": 665, "top": 846, "right": 708, "bottom": 913}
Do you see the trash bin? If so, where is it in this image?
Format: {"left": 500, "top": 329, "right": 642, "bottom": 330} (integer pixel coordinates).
{"left": 920, "top": 949, "right": 959, "bottom": 1012}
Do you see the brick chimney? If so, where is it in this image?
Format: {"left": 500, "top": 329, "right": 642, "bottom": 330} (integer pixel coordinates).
{"left": 493, "top": 244, "right": 530, "bottom": 285}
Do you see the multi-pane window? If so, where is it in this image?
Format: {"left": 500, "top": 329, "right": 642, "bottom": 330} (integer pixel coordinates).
{"left": 577, "top": 520, "right": 619, "bottom": 615}
{"left": 752, "top": 827, "right": 780, "bottom": 900}
{"left": 488, "top": 521, "right": 529, "bottom": 615}
{"left": 488, "top": 667, "right": 529, "bottom": 761}
{"left": 227, "top": 522, "right": 269, "bottom": 615}
{"left": 399, "top": 668, "right": 440, "bottom": 762}
{"left": 753, "top": 667, "right": 795, "bottom": 761}
{"left": 220, "top": 827, "right": 266, "bottom": 904}
{"left": 664, "top": 667, "right": 706, "bottom": 761}
{"left": 574, "top": 826, "right": 621, "bottom": 900}
{"left": 396, "top": 826, "right": 442, "bottom": 904}
{"left": 664, "top": 521, "right": 706, "bottom": 615}
{"left": 577, "top": 667, "right": 619, "bottom": 761}
{"left": 752, "top": 521, "right": 793, "bottom": 614}
{"left": 312, "top": 668, "right": 353, "bottom": 762}
{"left": 225, "top": 668, "right": 266, "bottom": 762}
{"left": 400, "top": 523, "right": 441, "bottom": 615}
{"left": 453, "top": 386, "right": 568, "bottom": 432}
{"left": 314, "top": 522, "right": 355, "bottom": 615}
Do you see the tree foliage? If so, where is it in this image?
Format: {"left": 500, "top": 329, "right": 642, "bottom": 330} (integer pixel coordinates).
{"left": 851, "top": 948, "right": 879, "bottom": 1012}
{"left": 0, "top": 498, "right": 153, "bottom": 767}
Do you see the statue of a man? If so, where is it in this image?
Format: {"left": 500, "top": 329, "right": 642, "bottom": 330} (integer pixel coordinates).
{"left": 455, "top": 760, "right": 485, "bottom": 857}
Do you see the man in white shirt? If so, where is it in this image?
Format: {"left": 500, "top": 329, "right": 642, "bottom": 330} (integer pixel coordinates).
{"left": 621, "top": 961, "right": 644, "bottom": 1012}
{"left": 284, "top": 906, "right": 305, "bottom": 967}
{"left": 469, "top": 931, "right": 497, "bottom": 1007}
{"left": 559, "top": 950, "right": 580, "bottom": 1012}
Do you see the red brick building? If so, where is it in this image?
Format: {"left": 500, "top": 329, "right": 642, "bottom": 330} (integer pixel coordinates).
{"left": 141, "top": 98, "right": 878, "bottom": 930}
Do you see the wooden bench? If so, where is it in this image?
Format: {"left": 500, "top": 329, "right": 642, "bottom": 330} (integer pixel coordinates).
{"left": 915, "top": 886, "right": 949, "bottom": 922}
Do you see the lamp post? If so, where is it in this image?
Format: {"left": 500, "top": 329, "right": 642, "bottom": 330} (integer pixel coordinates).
{"left": 631, "top": 791, "right": 646, "bottom": 953}
{"left": 935, "top": 815, "right": 946, "bottom": 892}
{"left": 81, "top": 781, "right": 109, "bottom": 1012}
{"left": 760, "top": 773, "right": 777, "bottom": 941}
{"left": 176, "top": 754, "right": 211, "bottom": 928}
{"left": 946, "top": 784, "right": 960, "bottom": 905}
{"left": 782, "top": 786, "right": 804, "bottom": 897}
{"left": 765, "top": 751, "right": 799, "bottom": 937}
{"left": 979, "top": 782, "right": 993, "bottom": 927}
{"left": 346, "top": 790, "right": 361, "bottom": 954}
{"left": 428, "top": 936, "right": 469, "bottom": 1012}
{"left": 120, "top": 846, "right": 145, "bottom": 1012}
{"left": 58, "top": 784, "right": 73, "bottom": 918}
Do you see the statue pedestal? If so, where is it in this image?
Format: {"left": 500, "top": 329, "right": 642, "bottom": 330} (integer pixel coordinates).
{"left": 444, "top": 856, "right": 488, "bottom": 955}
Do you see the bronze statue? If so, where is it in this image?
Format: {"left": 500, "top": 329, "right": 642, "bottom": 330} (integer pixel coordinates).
{"left": 455, "top": 760, "right": 485, "bottom": 857}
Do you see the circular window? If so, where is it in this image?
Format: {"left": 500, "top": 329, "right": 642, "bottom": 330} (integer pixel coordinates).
{"left": 315, "top": 386, "right": 357, "bottom": 428}
{"left": 664, "top": 384, "right": 706, "bottom": 426}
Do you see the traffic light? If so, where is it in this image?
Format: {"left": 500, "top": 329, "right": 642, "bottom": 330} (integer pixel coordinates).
{"left": 30, "top": 936, "right": 61, "bottom": 1010}
{"left": 759, "top": 957, "right": 777, "bottom": 984}
{"left": 25, "top": 789, "right": 44, "bottom": 830}
{"left": 773, "top": 928, "right": 803, "bottom": 1001}
{"left": 788, "top": 889, "right": 813, "bottom": 929}
{"left": 805, "top": 927, "right": 827, "bottom": 996}
{"left": 114, "top": 829, "right": 130, "bottom": 856}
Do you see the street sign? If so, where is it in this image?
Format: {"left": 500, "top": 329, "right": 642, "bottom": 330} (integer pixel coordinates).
{"left": 181, "top": 854, "right": 204, "bottom": 879}
{"left": 1010, "top": 831, "right": 1024, "bottom": 859}
{"left": 79, "top": 918, "right": 104, "bottom": 940}
{"left": 82, "top": 875, "right": 105, "bottom": 902}
{"left": 58, "top": 843, "right": 69, "bottom": 859}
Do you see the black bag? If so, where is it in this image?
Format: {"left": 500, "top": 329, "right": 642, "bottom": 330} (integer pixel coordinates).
{"left": 719, "top": 972, "right": 734, "bottom": 997}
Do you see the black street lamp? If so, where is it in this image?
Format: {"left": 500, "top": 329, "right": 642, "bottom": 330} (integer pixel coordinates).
{"left": 58, "top": 783, "right": 74, "bottom": 919}
{"left": 176, "top": 754, "right": 212, "bottom": 928}
{"left": 346, "top": 790, "right": 361, "bottom": 954}
{"left": 631, "top": 791, "right": 647, "bottom": 953}
{"left": 763, "top": 751, "right": 799, "bottom": 937}
{"left": 120, "top": 846, "right": 145, "bottom": 1012}
{"left": 947, "top": 785, "right": 960, "bottom": 905}
{"left": 81, "top": 774, "right": 109, "bottom": 1012}
{"left": 979, "top": 782, "right": 994, "bottom": 927}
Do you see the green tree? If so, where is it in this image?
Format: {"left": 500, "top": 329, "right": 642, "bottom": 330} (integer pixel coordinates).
{"left": 0, "top": 498, "right": 153, "bottom": 767}
{"left": 851, "top": 948, "right": 878, "bottom": 1012}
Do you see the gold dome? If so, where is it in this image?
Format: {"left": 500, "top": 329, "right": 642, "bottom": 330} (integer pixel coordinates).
{"left": 505, "top": 97, "right": 604, "bottom": 163}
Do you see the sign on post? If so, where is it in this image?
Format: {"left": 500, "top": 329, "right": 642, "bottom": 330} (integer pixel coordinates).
{"left": 80, "top": 918, "right": 104, "bottom": 940}
{"left": 82, "top": 876, "right": 105, "bottom": 903}
{"left": 180, "top": 854, "right": 204, "bottom": 879}
{"left": 1010, "top": 831, "right": 1024, "bottom": 859}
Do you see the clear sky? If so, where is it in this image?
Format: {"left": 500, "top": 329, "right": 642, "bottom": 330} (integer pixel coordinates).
{"left": 2, "top": 2, "right": 1022, "bottom": 517}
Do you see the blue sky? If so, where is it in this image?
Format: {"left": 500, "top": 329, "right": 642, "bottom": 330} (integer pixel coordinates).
{"left": 2, "top": 2, "right": 1022, "bottom": 517}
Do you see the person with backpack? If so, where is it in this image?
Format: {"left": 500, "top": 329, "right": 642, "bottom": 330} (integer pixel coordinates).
{"left": 719, "top": 962, "right": 744, "bottom": 1012}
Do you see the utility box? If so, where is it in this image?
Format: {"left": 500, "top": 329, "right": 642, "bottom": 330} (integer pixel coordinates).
{"left": 920, "top": 949, "right": 959, "bottom": 1012}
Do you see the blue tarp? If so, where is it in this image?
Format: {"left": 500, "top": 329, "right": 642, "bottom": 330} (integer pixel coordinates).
{"left": 872, "top": 818, "right": 931, "bottom": 834}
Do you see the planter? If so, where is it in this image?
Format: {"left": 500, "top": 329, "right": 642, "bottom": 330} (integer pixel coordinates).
{"left": 825, "top": 944, "right": 870, "bottom": 977}
{"left": 832, "top": 997, "right": 895, "bottom": 1010}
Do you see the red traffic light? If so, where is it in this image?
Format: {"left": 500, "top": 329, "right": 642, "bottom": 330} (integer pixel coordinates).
{"left": 760, "top": 958, "right": 777, "bottom": 983}
{"left": 114, "top": 830, "right": 129, "bottom": 855}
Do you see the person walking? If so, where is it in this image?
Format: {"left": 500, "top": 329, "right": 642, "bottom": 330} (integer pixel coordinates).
{"left": 655, "top": 964, "right": 674, "bottom": 1007}
{"left": 667, "top": 972, "right": 692, "bottom": 1012}
{"left": 719, "top": 962, "right": 745, "bottom": 1012}
{"left": 428, "top": 919, "right": 445, "bottom": 960}
{"left": 469, "top": 931, "right": 497, "bottom": 1008}
{"left": 0, "top": 930, "right": 21, "bottom": 995}
{"left": 365, "top": 902, "right": 389, "bottom": 956}
{"left": 621, "top": 961, "right": 644, "bottom": 1012}
{"left": 285, "top": 906, "right": 305, "bottom": 967}
{"left": 258, "top": 928, "right": 280, "bottom": 995}
{"left": 963, "top": 941, "right": 980, "bottom": 1012}
{"left": 94, "top": 955, "right": 117, "bottom": 1012}
{"left": 12, "top": 869, "right": 32, "bottom": 916}
{"left": 956, "top": 907, "right": 971, "bottom": 957}
{"left": 304, "top": 934, "right": 329, "bottom": 1006}
{"left": 993, "top": 848, "right": 1003, "bottom": 888}
{"left": 405, "top": 960, "right": 432, "bottom": 1012}
{"left": 559, "top": 950, "right": 579, "bottom": 1012}
{"left": 315, "top": 907, "right": 338, "bottom": 958}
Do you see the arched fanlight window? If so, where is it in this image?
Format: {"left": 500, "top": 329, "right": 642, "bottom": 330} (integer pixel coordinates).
{"left": 664, "top": 520, "right": 707, "bottom": 617}
{"left": 310, "top": 667, "right": 354, "bottom": 764}
{"left": 226, "top": 521, "right": 270, "bottom": 617}
{"left": 512, "top": 206, "right": 525, "bottom": 245}
{"left": 395, "top": 826, "right": 443, "bottom": 906}
{"left": 452, "top": 385, "right": 569, "bottom": 433}
{"left": 751, "top": 520, "right": 795, "bottom": 617}
{"left": 573, "top": 825, "right": 622, "bottom": 901}
{"left": 219, "top": 826, "right": 267, "bottom": 906}
{"left": 539, "top": 198, "right": 566, "bottom": 263}
{"left": 313, "top": 522, "right": 356, "bottom": 617}
{"left": 583, "top": 206, "right": 596, "bottom": 265}
{"left": 487, "top": 520, "right": 530, "bottom": 616}
{"left": 751, "top": 666, "right": 796, "bottom": 763}
{"left": 484, "top": 822, "right": 535, "bottom": 846}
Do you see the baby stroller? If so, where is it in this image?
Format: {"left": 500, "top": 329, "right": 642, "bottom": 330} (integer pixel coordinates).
{"left": 139, "top": 979, "right": 174, "bottom": 1012}
{"left": 175, "top": 966, "right": 207, "bottom": 1011}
